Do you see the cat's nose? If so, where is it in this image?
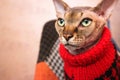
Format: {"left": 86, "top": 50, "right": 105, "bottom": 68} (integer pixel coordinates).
{"left": 63, "top": 34, "right": 73, "bottom": 41}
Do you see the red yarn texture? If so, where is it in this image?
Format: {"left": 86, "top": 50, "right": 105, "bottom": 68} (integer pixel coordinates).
{"left": 59, "top": 27, "right": 117, "bottom": 80}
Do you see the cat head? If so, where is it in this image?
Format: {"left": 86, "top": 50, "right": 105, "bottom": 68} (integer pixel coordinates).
{"left": 53, "top": 0, "right": 118, "bottom": 54}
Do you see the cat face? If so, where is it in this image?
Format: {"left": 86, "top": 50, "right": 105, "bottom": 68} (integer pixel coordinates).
{"left": 55, "top": 8, "right": 105, "bottom": 54}
{"left": 53, "top": 0, "right": 118, "bottom": 54}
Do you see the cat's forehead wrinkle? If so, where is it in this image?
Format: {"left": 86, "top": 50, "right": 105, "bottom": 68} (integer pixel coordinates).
{"left": 64, "top": 10, "right": 82, "bottom": 23}
{"left": 64, "top": 7, "right": 92, "bottom": 21}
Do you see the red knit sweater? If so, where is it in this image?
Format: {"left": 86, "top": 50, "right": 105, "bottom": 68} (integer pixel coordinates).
{"left": 59, "top": 27, "right": 120, "bottom": 80}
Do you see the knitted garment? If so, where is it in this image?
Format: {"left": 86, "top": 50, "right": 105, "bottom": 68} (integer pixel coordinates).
{"left": 59, "top": 27, "right": 120, "bottom": 80}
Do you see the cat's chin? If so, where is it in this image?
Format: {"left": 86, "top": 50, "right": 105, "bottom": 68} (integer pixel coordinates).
{"left": 64, "top": 44, "right": 85, "bottom": 55}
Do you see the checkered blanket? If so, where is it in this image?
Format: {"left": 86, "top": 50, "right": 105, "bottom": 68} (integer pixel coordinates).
{"left": 46, "top": 39, "right": 65, "bottom": 80}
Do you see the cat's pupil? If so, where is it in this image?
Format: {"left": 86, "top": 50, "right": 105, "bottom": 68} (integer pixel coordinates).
{"left": 84, "top": 20, "right": 89, "bottom": 24}
{"left": 60, "top": 19, "right": 64, "bottom": 24}
{"left": 58, "top": 18, "right": 64, "bottom": 24}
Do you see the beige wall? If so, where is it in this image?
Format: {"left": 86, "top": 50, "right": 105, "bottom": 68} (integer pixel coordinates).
{"left": 0, "top": 0, "right": 119, "bottom": 80}
{"left": 0, "top": 0, "right": 42, "bottom": 80}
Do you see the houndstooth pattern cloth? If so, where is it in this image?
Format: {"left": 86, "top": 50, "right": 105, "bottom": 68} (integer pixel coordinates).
{"left": 46, "top": 39, "right": 65, "bottom": 80}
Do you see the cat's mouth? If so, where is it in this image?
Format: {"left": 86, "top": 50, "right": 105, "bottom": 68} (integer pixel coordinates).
{"left": 65, "top": 43, "right": 80, "bottom": 48}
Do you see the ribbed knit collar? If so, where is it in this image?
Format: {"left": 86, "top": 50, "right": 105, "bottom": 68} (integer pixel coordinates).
{"left": 59, "top": 27, "right": 116, "bottom": 80}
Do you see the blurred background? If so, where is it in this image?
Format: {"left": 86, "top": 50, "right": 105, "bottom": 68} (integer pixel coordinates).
{"left": 0, "top": 0, "right": 119, "bottom": 80}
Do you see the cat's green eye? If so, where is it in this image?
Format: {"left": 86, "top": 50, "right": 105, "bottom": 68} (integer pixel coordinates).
{"left": 57, "top": 18, "right": 65, "bottom": 27}
{"left": 81, "top": 18, "right": 92, "bottom": 27}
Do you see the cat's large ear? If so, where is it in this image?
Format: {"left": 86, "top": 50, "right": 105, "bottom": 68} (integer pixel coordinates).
{"left": 93, "top": 0, "right": 118, "bottom": 20}
{"left": 53, "top": 0, "right": 70, "bottom": 17}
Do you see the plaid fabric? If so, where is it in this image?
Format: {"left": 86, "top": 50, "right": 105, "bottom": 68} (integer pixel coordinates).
{"left": 46, "top": 39, "right": 65, "bottom": 80}
{"left": 37, "top": 20, "right": 65, "bottom": 80}
{"left": 37, "top": 20, "right": 58, "bottom": 62}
